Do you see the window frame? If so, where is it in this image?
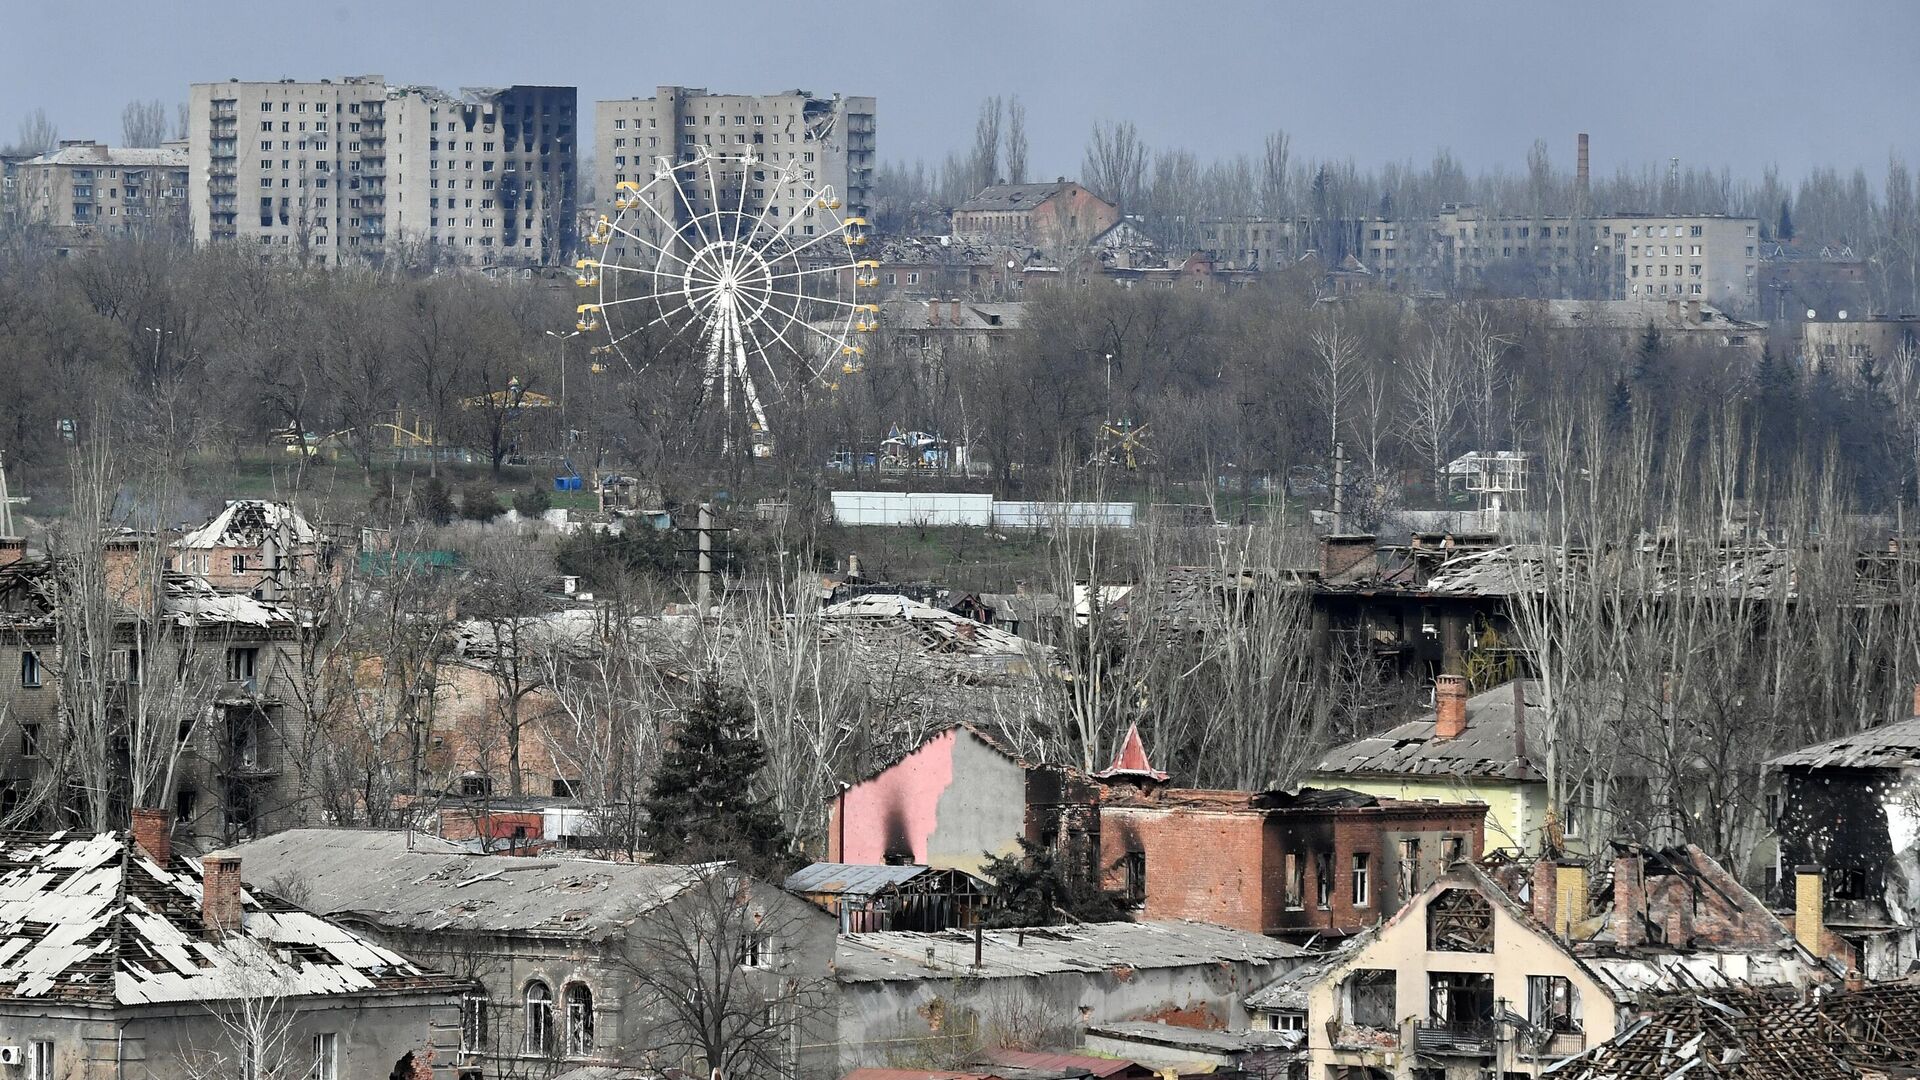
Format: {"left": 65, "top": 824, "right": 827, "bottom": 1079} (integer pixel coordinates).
{"left": 563, "top": 983, "right": 594, "bottom": 1057}
{"left": 524, "top": 980, "right": 554, "bottom": 1056}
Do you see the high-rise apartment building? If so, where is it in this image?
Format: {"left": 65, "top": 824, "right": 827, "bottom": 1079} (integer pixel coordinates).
{"left": 189, "top": 75, "right": 576, "bottom": 266}
{"left": 590, "top": 87, "right": 874, "bottom": 264}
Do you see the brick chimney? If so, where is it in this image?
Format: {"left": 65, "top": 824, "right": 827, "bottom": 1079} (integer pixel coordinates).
{"left": 1434, "top": 675, "right": 1469, "bottom": 739}
{"left": 1612, "top": 853, "right": 1646, "bottom": 948}
{"left": 202, "top": 855, "right": 244, "bottom": 935}
{"left": 1576, "top": 133, "right": 1590, "bottom": 197}
{"left": 1553, "top": 861, "right": 1589, "bottom": 939}
{"left": 131, "top": 807, "right": 171, "bottom": 866}
{"left": 1531, "top": 857, "right": 1557, "bottom": 927}
{"left": 1910, "top": 681, "right": 1920, "bottom": 718}
{"left": 1794, "top": 865, "right": 1825, "bottom": 956}
{"left": 0, "top": 539, "right": 24, "bottom": 567}
{"left": 1320, "top": 534, "right": 1378, "bottom": 580}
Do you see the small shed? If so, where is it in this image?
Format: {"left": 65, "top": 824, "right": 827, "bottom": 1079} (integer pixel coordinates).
{"left": 785, "top": 862, "right": 990, "bottom": 933}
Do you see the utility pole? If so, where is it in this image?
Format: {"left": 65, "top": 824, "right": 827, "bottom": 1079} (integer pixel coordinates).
{"left": 0, "top": 451, "right": 26, "bottom": 537}
{"left": 696, "top": 503, "right": 714, "bottom": 613}
{"left": 1331, "top": 441, "right": 1347, "bottom": 534}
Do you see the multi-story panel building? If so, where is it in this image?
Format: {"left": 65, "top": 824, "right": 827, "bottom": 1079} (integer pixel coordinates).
{"left": 189, "top": 75, "right": 576, "bottom": 266}
{"left": 11, "top": 141, "right": 189, "bottom": 246}
{"left": 1197, "top": 215, "right": 1312, "bottom": 271}
{"left": 1362, "top": 205, "right": 1761, "bottom": 313}
{"left": 591, "top": 86, "right": 874, "bottom": 265}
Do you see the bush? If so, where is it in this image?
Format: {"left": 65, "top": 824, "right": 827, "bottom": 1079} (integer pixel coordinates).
{"left": 460, "top": 484, "right": 504, "bottom": 521}
{"left": 512, "top": 486, "right": 553, "bottom": 519}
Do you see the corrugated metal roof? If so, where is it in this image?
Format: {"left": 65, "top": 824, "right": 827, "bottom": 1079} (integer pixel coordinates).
{"left": 784, "top": 862, "right": 931, "bottom": 896}
{"left": 956, "top": 183, "right": 1083, "bottom": 213}
{"left": 834, "top": 919, "right": 1305, "bottom": 983}
{"left": 0, "top": 830, "right": 459, "bottom": 1006}
{"left": 1086, "top": 1021, "right": 1305, "bottom": 1053}
{"left": 978, "top": 1049, "right": 1141, "bottom": 1076}
{"left": 225, "top": 828, "right": 700, "bottom": 940}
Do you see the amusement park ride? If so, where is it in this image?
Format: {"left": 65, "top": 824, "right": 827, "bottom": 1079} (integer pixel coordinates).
{"left": 571, "top": 148, "right": 872, "bottom": 457}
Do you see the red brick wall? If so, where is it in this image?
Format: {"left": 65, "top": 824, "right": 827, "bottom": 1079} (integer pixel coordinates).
{"left": 1267, "top": 805, "right": 1487, "bottom": 938}
{"left": 437, "top": 809, "right": 544, "bottom": 843}
{"left": 1100, "top": 808, "right": 1267, "bottom": 932}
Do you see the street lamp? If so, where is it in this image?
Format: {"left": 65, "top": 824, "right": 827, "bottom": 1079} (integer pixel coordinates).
{"left": 545, "top": 329, "right": 583, "bottom": 438}
{"left": 141, "top": 325, "right": 171, "bottom": 379}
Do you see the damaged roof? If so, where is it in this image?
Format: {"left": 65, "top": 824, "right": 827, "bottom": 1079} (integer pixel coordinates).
{"left": 1313, "top": 679, "right": 1546, "bottom": 782}
{"left": 785, "top": 862, "right": 948, "bottom": 897}
{"left": 224, "top": 828, "right": 702, "bottom": 941}
{"left": 818, "top": 594, "right": 1053, "bottom": 665}
{"left": 1763, "top": 716, "right": 1920, "bottom": 770}
{"left": 1551, "top": 981, "right": 1920, "bottom": 1080}
{"left": 956, "top": 182, "right": 1091, "bottom": 213}
{"left": 834, "top": 919, "right": 1305, "bottom": 983}
{"left": 177, "top": 500, "right": 317, "bottom": 550}
{"left": 0, "top": 830, "right": 458, "bottom": 1007}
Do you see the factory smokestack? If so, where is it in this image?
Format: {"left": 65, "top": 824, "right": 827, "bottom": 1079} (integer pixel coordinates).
{"left": 1577, "top": 133, "right": 1590, "bottom": 196}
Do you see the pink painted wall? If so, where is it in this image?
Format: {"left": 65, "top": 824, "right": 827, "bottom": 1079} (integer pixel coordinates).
{"left": 829, "top": 728, "right": 1028, "bottom": 874}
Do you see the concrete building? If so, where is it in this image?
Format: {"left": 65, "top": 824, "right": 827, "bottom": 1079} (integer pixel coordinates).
{"left": 1517, "top": 297, "right": 1767, "bottom": 365}
{"left": 951, "top": 181, "right": 1119, "bottom": 258}
{"left": 1196, "top": 215, "right": 1310, "bottom": 271}
{"left": 592, "top": 86, "right": 875, "bottom": 256}
{"left": 10, "top": 140, "right": 189, "bottom": 247}
{"left": 1359, "top": 206, "right": 1762, "bottom": 313}
{"left": 229, "top": 829, "right": 841, "bottom": 1080}
{"left": 1798, "top": 314, "right": 1920, "bottom": 375}
{"left": 0, "top": 821, "right": 465, "bottom": 1080}
{"left": 833, "top": 920, "right": 1307, "bottom": 1069}
{"left": 189, "top": 75, "right": 577, "bottom": 266}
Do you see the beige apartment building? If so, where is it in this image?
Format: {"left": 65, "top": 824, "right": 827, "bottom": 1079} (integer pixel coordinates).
{"left": 189, "top": 75, "right": 577, "bottom": 266}
{"left": 591, "top": 86, "right": 874, "bottom": 265}
{"left": 11, "top": 141, "right": 189, "bottom": 247}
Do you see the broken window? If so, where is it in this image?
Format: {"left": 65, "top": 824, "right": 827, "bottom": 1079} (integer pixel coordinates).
{"left": 1399, "top": 838, "right": 1421, "bottom": 899}
{"left": 737, "top": 930, "right": 773, "bottom": 969}
{"left": 1428, "top": 971, "right": 1494, "bottom": 1026}
{"left": 1441, "top": 835, "right": 1464, "bottom": 864}
{"left": 1122, "top": 850, "right": 1146, "bottom": 908}
{"left": 564, "top": 983, "right": 593, "bottom": 1056}
{"left": 1345, "top": 968, "right": 1396, "bottom": 1029}
{"left": 1316, "top": 851, "right": 1333, "bottom": 909}
{"left": 1526, "top": 974, "right": 1581, "bottom": 1033}
{"left": 524, "top": 981, "right": 553, "bottom": 1056}
{"left": 1285, "top": 853, "right": 1304, "bottom": 909}
{"left": 1427, "top": 888, "right": 1494, "bottom": 952}
{"left": 1352, "top": 852, "right": 1371, "bottom": 907}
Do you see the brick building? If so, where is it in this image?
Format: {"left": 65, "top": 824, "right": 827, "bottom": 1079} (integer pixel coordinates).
{"left": 1095, "top": 729, "right": 1487, "bottom": 941}
{"left": 173, "top": 499, "right": 321, "bottom": 595}
{"left": 951, "top": 181, "right": 1119, "bottom": 259}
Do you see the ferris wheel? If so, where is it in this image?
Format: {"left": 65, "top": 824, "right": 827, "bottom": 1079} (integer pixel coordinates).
{"left": 575, "top": 148, "right": 875, "bottom": 455}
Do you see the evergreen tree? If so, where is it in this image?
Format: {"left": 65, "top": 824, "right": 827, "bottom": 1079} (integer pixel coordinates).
{"left": 1777, "top": 199, "right": 1794, "bottom": 242}
{"left": 644, "top": 677, "right": 790, "bottom": 872}
{"left": 981, "top": 836, "right": 1124, "bottom": 928}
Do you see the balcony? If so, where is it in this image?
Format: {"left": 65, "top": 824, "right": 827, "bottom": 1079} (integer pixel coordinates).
{"left": 1411, "top": 1020, "right": 1498, "bottom": 1057}
{"left": 1517, "top": 1029, "right": 1586, "bottom": 1059}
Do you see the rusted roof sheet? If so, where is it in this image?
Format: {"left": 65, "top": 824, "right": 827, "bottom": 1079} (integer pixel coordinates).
{"left": 0, "top": 830, "right": 459, "bottom": 1007}
{"left": 784, "top": 862, "right": 934, "bottom": 897}
{"left": 1313, "top": 679, "right": 1545, "bottom": 781}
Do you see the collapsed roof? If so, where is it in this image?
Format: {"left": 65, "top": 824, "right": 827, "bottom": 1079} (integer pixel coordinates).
{"left": 0, "top": 830, "right": 458, "bottom": 1007}
{"left": 176, "top": 500, "right": 317, "bottom": 551}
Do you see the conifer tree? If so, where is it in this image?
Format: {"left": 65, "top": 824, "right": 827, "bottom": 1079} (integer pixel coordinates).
{"left": 643, "top": 677, "right": 790, "bottom": 872}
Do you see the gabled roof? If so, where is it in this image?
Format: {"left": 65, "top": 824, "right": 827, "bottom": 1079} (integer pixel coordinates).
{"left": 0, "top": 830, "right": 457, "bottom": 1007}
{"left": 1312, "top": 679, "right": 1546, "bottom": 782}
{"left": 224, "top": 828, "right": 704, "bottom": 940}
{"left": 177, "top": 500, "right": 318, "bottom": 550}
{"left": 1764, "top": 716, "right": 1920, "bottom": 770}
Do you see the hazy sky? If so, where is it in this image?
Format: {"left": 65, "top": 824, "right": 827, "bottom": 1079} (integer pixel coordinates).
{"left": 7, "top": 1, "right": 1917, "bottom": 184}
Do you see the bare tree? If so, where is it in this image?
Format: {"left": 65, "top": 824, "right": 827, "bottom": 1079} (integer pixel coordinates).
{"left": 615, "top": 866, "right": 831, "bottom": 1079}
{"left": 970, "top": 96, "right": 1003, "bottom": 194}
{"left": 1309, "top": 320, "right": 1362, "bottom": 456}
{"left": 1004, "top": 97, "right": 1029, "bottom": 185}
{"left": 121, "top": 100, "right": 169, "bottom": 148}
{"left": 11, "top": 108, "right": 57, "bottom": 155}
{"left": 1082, "top": 120, "right": 1148, "bottom": 212}
{"left": 1402, "top": 325, "right": 1466, "bottom": 494}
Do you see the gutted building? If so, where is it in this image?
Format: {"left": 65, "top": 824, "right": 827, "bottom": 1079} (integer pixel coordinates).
{"left": 174, "top": 499, "right": 321, "bottom": 596}
{"left": 1256, "top": 846, "right": 1831, "bottom": 1080}
{"left": 784, "top": 862, "right": 990, "bottom": 933}
{"left": 0, "top": 821, "right": 465, "bottom": 1079}
{"left": 1764, "top": 704, "right": 1920, "bottom": 980}
{"left": 951, "top": 182, "right": 1119, "bottom": 259}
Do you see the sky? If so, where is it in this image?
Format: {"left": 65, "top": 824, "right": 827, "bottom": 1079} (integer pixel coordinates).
{"left": 5, "top": 0, "right": 1918, "bottom": 185}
